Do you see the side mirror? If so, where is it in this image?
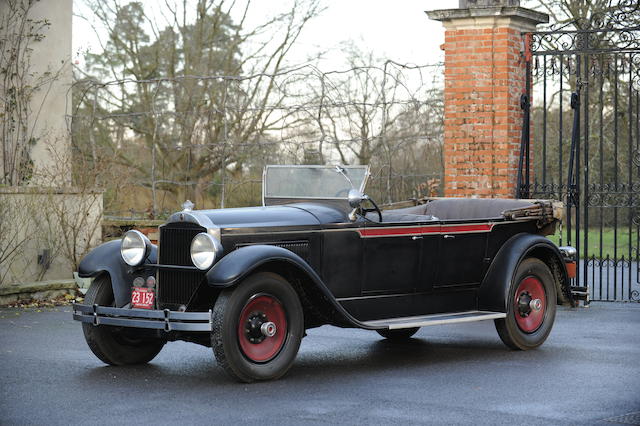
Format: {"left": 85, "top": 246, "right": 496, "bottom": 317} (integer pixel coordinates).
{"left": 348, "top": 189, "right": 366, "bottom": 208}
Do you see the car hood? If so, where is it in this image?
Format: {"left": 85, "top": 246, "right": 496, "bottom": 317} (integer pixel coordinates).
{"left": 167, "top": 202, "right": 348, "bottom": 229}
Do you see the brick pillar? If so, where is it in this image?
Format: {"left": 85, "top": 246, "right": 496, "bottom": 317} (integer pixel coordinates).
{"left": 427, "top": 1, "right": 548, "bottom": 198}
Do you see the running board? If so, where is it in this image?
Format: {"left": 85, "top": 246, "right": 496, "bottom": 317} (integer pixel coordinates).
{"left": 363, "top": 310, "right": 507, "bottom": 330}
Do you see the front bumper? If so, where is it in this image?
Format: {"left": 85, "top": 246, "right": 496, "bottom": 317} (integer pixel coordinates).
{"left": 72, "top": 303, "right": 213, "bottom": 332}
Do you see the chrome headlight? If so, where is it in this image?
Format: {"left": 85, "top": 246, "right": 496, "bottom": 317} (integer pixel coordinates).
{"left": 121, "top": 230, "right": 152, "bottom": 266}
{"left": 190, "top": 232, "right": 222, "bottom": 270}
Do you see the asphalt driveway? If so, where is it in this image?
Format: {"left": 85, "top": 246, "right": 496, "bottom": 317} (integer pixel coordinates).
{"left": 0, "top": 302, "right": 639, "bottom": 425}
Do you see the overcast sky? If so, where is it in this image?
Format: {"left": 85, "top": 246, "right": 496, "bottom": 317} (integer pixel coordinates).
{"left": 277, "top": 0, "right": 459, "bottom": 67}
{"left": 73, "top": 0, "right": 459, "bottom": 71}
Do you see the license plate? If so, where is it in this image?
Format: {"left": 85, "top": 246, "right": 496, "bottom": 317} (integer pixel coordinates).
{"left": 131, "top": 287, "right": 155, "bottom": 309}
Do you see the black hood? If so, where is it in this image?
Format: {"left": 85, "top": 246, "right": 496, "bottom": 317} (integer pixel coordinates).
{"left": 170, "top": 202, "right": 348, "bottom": 229}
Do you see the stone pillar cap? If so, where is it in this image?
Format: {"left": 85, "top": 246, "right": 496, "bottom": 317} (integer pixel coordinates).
{"left": 460, "top": 0, "right": 520, "bottom": 7}
{"left": 427, "top": 6, "right": 548, "bottom": 27}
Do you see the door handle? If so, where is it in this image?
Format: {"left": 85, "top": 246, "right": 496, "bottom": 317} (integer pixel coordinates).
{"left": 443, "top": 234, "right": 455, "bottom": 239}
{"left": 411, "top": 236, "right": 423, "bottom": 240}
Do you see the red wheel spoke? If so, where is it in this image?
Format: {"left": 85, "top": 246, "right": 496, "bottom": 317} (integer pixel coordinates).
{"left": 237, "top": 295, "right": 287, "bottom": 362}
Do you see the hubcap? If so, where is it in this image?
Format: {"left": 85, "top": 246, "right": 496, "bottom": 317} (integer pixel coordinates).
{"left": 514, "top": 276, "right": 546, "bottom": 333}
{"left": 237, "top": 294, "right": 287, "bottom": 362}
{"left": 261, "top": 321, "right": 277, "bottom": 337}
{"left": 530, "top": 298, "right": 542, "bottom": 312}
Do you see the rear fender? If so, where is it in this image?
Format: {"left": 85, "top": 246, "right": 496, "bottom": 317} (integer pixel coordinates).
{"left": 77, "top": 239, "right": 157, "bottom": 307}
{"left": 206, "top": 245, "right": 375, "bottom": 329}
{"left": 478, "top": 233, "right": 572, "bottom": 312}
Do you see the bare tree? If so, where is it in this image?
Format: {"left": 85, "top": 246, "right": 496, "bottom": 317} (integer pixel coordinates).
{"left": 73, "top": 0, "right": 323, "bottom": 212}
{"left": 527, "top": 0, "right": 639, "bottom": 30}
{"left": 0, "top": 193, "right": 33, "bottom": 284}
{"left": 279, "top": 45, "right": 444, "bottom": 203}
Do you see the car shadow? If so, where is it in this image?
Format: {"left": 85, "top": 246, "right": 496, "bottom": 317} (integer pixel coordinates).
{"left": 75, "top": 335, "right": 530, "bottom": 387}
{"left": 287, "top": 336, "right": 511, "bottom": 382}
{"left": 77, "top": 356, "right": 231, "bottom": 389}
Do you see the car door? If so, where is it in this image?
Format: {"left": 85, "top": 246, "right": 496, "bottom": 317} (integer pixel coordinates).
{"left": 360, "top": 221, "right": 424, "bottom": 294}
{"left": 435, "top": 221, "right": 490, "bottom": 287}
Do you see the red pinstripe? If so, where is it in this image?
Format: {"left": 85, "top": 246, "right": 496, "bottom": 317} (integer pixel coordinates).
{"left": 357, "top": 223, "right": 494, "bottom": 237}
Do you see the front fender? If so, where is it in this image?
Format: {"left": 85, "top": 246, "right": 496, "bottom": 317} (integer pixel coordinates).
{"left": 77, "top": 239, "right": 157, "bottom": 307}
{"left": 206, "top": 245, "right": 318, "bottom": 288}
{"left": 206, "top": 245, "right": 378, "bottom": 330}
{"left": 478, "top": 233, "right": 570, "bottom": 313}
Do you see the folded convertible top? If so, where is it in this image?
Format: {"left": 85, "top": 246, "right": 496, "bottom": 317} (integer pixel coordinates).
{"left": 381, "top": 197, "right": 563, "bottom": 226}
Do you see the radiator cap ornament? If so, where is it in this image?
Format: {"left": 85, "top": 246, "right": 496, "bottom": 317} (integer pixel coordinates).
{"left": 182, "top": 200, "right": 194, "bottom": 211}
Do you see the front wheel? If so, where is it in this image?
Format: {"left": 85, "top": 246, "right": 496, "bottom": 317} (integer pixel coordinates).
{"left": 495, "top": 258, "right": 557, "bottom": 350}
{"left": 211, "top": 272, "right": 304, "bottom": 382}
{"left": 81, "top": 276, "right": 165, "bottom": 365}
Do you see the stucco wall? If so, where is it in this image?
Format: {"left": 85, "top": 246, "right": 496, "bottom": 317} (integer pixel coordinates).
{"left": 0, "top": 188, "right": 102, "bottom": 285}
{"left": 0, "top": 1, "right": 94, "bottom": 287}
{"left": 28, "top": 0, "right": 73, "bottom": 185}
{"left": 0, "top": 0, "right": 73, "bottom": 186}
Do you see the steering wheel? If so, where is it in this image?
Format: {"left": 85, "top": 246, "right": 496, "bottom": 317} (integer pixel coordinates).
{"left": 361, "top": 196, "right": 383, "bottom": 222}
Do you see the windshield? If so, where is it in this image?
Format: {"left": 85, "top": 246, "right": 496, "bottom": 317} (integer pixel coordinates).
{"left": 263, "top": 165, "right": 369, "bottom": 201}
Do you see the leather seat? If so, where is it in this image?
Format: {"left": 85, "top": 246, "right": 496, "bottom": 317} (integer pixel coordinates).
{"left": 374, "top": 198, "right": 537, "bottom": 222}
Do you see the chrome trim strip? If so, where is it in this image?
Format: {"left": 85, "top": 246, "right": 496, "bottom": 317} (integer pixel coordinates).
{"left": 266, "top": 195, "right": 364, "bottom": 200}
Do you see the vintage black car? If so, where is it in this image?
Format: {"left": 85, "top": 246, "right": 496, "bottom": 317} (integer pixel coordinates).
{"left": 73, "top": 165, "right": 580, "bottom": 382}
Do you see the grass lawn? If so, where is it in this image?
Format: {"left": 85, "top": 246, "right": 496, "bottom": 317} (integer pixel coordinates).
{"left": 546, "top": 227, "right": 636, "bottom": 259}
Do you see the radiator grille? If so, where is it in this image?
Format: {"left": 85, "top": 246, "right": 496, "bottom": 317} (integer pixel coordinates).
{"left": 158, "top": 223, "right": 206, "bottom": 308}
{"left": 159, "top": 224, "right": 204, "bottom": 266}
{"left": 157, "top": 269, "right": 204, "bottom": 307}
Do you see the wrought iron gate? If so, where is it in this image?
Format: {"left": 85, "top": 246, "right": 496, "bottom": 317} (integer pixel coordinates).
{"left": 518, "top": 3, "right": 640, "bottom": 302}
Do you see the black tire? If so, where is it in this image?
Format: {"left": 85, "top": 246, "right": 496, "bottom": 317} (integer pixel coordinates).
{"left": 81, "top": 275, "right": 165, "bottom": 365}
{"left": 495, "top": 258, "right": 557, "bottom": 350}
{"left": 212, "top": 272, "right": 303, "bottom": 382}
{"left": 376, "top": 327, "right": 419, "bottom": 340}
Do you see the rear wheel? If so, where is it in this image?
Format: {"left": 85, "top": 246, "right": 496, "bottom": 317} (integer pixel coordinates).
{"left": 212, "top": 272, "right": 303, "bottom": 382}
{"left": 495, "top": 258, "right": 557, "bottom": 350}
{"left": 81, "top": 276, "right": 165, "bottom": 365}
{"left": 376, "top": 327, "right": 419, "bottom": 340}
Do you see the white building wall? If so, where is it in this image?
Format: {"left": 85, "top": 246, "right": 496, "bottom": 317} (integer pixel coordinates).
{"left": 27, "top": 0, "right": 73, "bottom": 185}
{"left": 0, "top": 0, "right": 103, "bottom": 286}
